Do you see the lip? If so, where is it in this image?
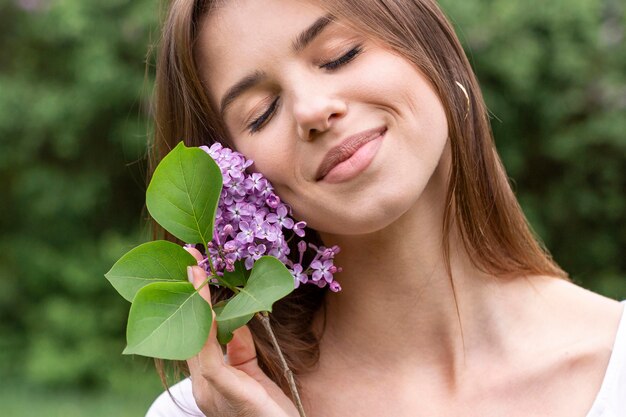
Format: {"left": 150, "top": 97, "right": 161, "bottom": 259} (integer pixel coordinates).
{"left": 316, "top": 126, "right": 387, "bottom": 182}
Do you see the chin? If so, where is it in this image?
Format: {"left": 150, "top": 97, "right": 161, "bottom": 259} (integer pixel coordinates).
{"left": 288, "top": 169, "right": 433, "bottom": 235}
{"left": 302, "top": 195, "right": 416, "bottom": 236}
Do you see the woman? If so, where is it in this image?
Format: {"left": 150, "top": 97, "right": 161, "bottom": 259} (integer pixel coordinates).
{"left": 146, "top": 0, "right": 626, "bottom": 415}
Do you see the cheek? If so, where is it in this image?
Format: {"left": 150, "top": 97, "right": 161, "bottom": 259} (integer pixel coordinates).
{"left": 238, "top": 142, "right": 300, "bottom": 194}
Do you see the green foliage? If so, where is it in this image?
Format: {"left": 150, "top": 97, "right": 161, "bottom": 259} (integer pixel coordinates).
{"left": 0, "top": 381, "right": 162, "bottom": 417}
{"left": 0, "top": 0, "right": 160, "bottom": 394}
{"left": 221, "top": 260, "right": 250, "bottom": 288}
{"left": 440, "top": 0, "right": 626, "bottom": 295}
{"left": 217, "top": 257, "right": 296, "bottom": 320}
{"left": 213, "top": 302, "right": 254, "bottom": 345}
{"left": 0, "top": 0, "right": 623, "bottom": 412}
{"left": 146, "top": 142, "right": 223, "bottom": 247}
{"left": 105, "top": 240, "right": 198, "bottom": 302}
{"left": 216, "top": 257, "right": 295, "bottom": 344}
{"left": 124, "top": 281, "right": 213, "bottom": 360}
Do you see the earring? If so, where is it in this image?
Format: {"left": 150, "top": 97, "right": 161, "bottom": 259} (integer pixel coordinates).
{"left": 455, "top": 81, "right": 470, "bottom": 120}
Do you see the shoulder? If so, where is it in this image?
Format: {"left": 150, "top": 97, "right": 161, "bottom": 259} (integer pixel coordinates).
{"left": 542, "top": 277, "right": 624, "bottom": 342}
{"left": 145, "top": 378, "right": 205, "bottom": 417}
{"left": 519, "top": 277, "right": 624, "bottom": 383}
{"left": 524, "top": 278, "right": 626, "bottom": 415}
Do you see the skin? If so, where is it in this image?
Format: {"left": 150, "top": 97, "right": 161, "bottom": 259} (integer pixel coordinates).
{"left": 189, "top": 0, "right": 625, "bottom": 415}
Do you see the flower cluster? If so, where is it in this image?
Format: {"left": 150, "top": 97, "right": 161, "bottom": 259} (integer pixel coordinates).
{"left": 195, "top": 143, "right": 342, "bottom": 292}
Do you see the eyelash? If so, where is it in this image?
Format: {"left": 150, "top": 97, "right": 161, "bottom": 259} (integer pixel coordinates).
{"left": 246, "top": 44, "right": 364, "bottom": 134}
{"left": 320, "top": 45, "right": 363, "bottom": 70}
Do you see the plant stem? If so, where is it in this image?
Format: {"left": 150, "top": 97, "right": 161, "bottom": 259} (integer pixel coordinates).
{"left": 197, "top": 275, "right": 240, "bottom": 294}
{"left": 256, "top": 312, "right": 307, "bottom": 417}
{"left": 204, "top": 250, "right": 218, "bottom": 278}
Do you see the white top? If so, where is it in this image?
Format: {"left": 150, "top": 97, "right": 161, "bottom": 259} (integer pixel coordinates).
{"left": 146, "top": 300, "right": 626, "bottom": 417}
{"left": 585, "top": 300, "right": 626, "bottom": 417}
{"left": 146, "top": 377, "right": 203, "bottom": 417}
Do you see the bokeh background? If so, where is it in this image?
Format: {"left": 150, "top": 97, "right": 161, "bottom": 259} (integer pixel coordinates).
{"left": 0, "top": 0, "right": 624, "bottom": 415}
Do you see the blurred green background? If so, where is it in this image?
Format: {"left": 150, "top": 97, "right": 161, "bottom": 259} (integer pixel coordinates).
{"left": 0, "top": 0, "right": 624, "bottom": 415}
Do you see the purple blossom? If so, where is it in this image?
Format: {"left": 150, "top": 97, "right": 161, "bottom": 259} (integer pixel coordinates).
{"left": 236, "top": 221, "right": 255, "bottom": 244}
{"left": 266, "top": 194, "right": 281, "bottom": 208}
{"left": 290, "top": 264, "right": 308, "bottom": 289}
{"left": 266, "top": 205, "right": 295, "bottom": 229}
{"left": 194, "top": 143, "right": 341, "bottom": 292}
{"left": 244, "top": 173, "right": 266, "bottom": 193}
{"left": 225, "top": 202, "right": 249, "bottom": 223}
{"left": 256, "top": 221, "right": 279, "bottom": 242}
{"left": 311, "top": 259, "right": 334, "bottom": 283}
{"left": 245, "top": 243, "right": 267, "bottom": 269}
{"left": 293, "top": 221, "right": 306, "bottom": 237}
{"left": 329, "top": 281, "right": 342, "bottom": 292}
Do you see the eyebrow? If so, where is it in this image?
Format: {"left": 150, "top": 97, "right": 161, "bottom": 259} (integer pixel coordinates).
{"left": 291, "top": 13, "right": 335, "bottom": 54}
{"left": 219, "top": 13, "right": 336, "bottom": 118}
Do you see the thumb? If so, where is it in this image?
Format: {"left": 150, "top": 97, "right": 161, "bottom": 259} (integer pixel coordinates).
{"left": 226, "top": 324, "right": 277, "bottom": 388}
{"left": 226, "top": 323, "right": 297, "bottom": 413}
{"left": 226, "top": 325, "right": 257, "bottom": 368}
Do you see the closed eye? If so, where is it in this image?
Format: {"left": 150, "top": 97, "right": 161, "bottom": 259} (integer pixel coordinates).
{"left": 247, "top": 97, "right": 279, "bottom": 134}
{"left": 320, "top": 44, "right": 363, "bottom": 70}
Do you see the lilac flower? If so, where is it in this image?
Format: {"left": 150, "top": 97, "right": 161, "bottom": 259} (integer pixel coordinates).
{"left": 266, "top": 205, "right": 294, "bottom": 229}
{"left": 266, "top": 194, "right": 281, "bottom": 208}
{"left": 236, "top": 221, "right": 255, "bottom": 244}
{"left": 290, "top": 264, "right": 308, "bottom": 289}
{"left": 311, "top": 259, "right": 334, "bottom": 283}
{"left": 293, "top": 221, "right": 306, "bottom": 238}
{"left": 196, "top": 143, "right": 341, "bottom": 292}
{"left": 225, "top": 202, "right": 249, "bottom": 223}
{"left": 256, "top": 221, "right": 279, "bottom": 242}
{"left": 268, "top": 237, "right": 289, "bottom": 262}
{"left": 245, "top": 243, "right": 267, "bottom": 269}
{"left": 244, "top": 173, "right": 266, "bottom": 193}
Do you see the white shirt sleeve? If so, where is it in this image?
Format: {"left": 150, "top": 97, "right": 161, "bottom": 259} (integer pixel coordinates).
{"left": 585, "top": 300, "right": 626, "bottom": 417}
{"left": 145, "top": 378, "right": 205, "bottom": 417}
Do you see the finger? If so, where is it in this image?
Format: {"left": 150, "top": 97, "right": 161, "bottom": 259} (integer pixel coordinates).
{"left": 186, "top": 258, "right": 266, "bottom": 407}
{"left": 226, "top": 325, "right": 257, "bottom": 368}
{"left": 226, "top": 324, "right": 289, "bottom": 406}
{"left": 187, "top": 265, "right": 211, "bottom": 305}
{"left": 187, "top": 264, "right": 221, "bottom": 385}
{"left": 186, "top": 270, "right": 227, "bottom": 407}
{"left": 187, "top": 316, "right": 253, "bottom": 406}
{"left": 225, "top": 325, "right": 273, "bottom": 391}
{"left": 184, "top": 246, "right": 204, "bottom": 263}
{"left": 186, "top": 266, "right": 247, "bottom": 393}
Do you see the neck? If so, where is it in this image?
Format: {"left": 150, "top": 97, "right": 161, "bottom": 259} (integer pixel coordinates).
{"left": 312, "top": 154, "right": 554, "bottom": 389}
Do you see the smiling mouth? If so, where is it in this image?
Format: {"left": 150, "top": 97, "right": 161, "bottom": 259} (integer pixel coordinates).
{"left": 316, "top": 126, "right": 387, "bottom": 182}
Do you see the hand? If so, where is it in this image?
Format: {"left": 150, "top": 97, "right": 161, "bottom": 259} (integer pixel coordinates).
{"left": 185, "top": 247, "right": 300, "bottom": 417}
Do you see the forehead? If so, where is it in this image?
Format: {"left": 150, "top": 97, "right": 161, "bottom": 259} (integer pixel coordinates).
{"left": 196, "top": 0, "right": 326, "bottom": 106}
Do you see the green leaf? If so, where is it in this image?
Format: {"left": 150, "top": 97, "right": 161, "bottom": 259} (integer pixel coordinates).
{"left": 146, "top": 141, "right": 222, "bottom": 247}
{"left": 213, "top": 301, "right": 254, "bottom": 345}
{"left": 216, "top": 256, "right": 294, "bottom": 322}
{"left": 220, "top": 261, "right": 248, "bottom": 288}
{"left": 105, "top": 240, "right": 197, "bottom": 302}
{"left": 123, "top": 281, "right": 213, "bottom": 360}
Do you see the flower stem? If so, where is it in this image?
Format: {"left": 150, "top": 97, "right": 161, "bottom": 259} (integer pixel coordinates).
{"left": 204, "top": 251, "right": 218, "bottom": 277}
{"left": 255, "top": 312, "right": 307, "bottom": 417}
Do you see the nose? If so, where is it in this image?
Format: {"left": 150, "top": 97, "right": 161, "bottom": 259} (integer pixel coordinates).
{"left": 292, "top": 90, "right": 347, "bottom": 141}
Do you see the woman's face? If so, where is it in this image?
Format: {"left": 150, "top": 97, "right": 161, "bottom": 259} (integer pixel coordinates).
{"left": 197, "top": 0, "right": 449, "bottom": 235}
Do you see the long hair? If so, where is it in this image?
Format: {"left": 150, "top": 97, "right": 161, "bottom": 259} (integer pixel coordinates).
{"left": 149, "top": 0, "right": 570, "bottom": 395}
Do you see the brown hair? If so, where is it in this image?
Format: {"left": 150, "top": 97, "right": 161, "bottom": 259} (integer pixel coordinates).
{"left": 149, "top": 0, "right": 569, "bottom": 396}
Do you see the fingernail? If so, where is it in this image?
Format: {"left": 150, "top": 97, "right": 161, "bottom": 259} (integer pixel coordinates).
{"left": 187, "top": 266, "right": 194, "bottom": 284}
